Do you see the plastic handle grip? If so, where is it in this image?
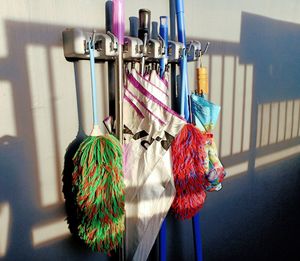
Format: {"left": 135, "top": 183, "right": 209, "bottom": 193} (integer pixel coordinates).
{"left": 159, "top": 16, "right": 168, "bottom": 45}
{"left": 113, "top": 0, "right": 125, "bottom": 44}
{"left": 175, "top": 0, "right": 186, "bottom": 45}
{"left": 151, "top": 21, "right": 159, "bottom": 40}
{"left": 129, "top": 16, "right": 139, "bottom": 37}
{"left": 138, "top": 9, "right": 151, "bottom": 41}
{"left": 197, "top": 67, "right": 209, "bottom": 94}
{"left": 175, "top": 0, "right": 184, "bottom": 13}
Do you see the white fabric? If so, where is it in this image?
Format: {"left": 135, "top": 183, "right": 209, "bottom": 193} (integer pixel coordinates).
{"left": 123, "top": 69, "right": 185, "bottom": 261}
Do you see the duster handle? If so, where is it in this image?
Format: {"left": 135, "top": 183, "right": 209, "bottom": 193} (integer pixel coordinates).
{"left": 88, "top": 40, "right": 101, "bottom": 136}
{"left": 180, "top": 51, "right": 190, "bottom": 121}
{"left": 151, "top": 21, "right": 159, "bottom": 39}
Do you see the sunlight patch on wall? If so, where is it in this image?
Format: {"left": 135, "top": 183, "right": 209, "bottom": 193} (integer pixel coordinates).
{"left": 0, "top": 202, "right": 10, "bottom": 258}
{"left": 210, "top": 55, "right": 223, "bottom": 150}
{"left": 255, "top": 144, "right": 300, "bottom": 168}
{"left": 32, "top": 218, "right": 70, "bottom": 248}
{"left": 260, "top": 103, "right": 271, "bottom": 147}
{"left": 242, "top": 65, "right": 253, "bottom": 152}
{"left": 232, "top": 57, "right": 245, "bottom": 154}
{"left": 256, "top": 104, "right": 262, "bottom": 148}
{"left": 277, "top": 101, "right": 286, "bottom": 142}
{"left": 225, "top": 161, "right": 249, "bottom": 178}
{"left": 256, "top": 99, "right": 300, "bottom": 149}
{"left": 292, "top": 100, "right": 300, "bottom": 138}
{"left": 221, "top": 56, "right": 234, "bottom": 157}
{"left": 285, "top": 100, "right": 293, "bottom": 140}
{"left": 27, "top": 45, "right": 59, "bottom": 207}
{"left": 0, "top": 81, "right": 17, "bottom": 137}
{"left": 0, "top": 21, "right": 8, "bottom": 57}
{"left": 269, "top": 102, "right": 279, "bottom": 144}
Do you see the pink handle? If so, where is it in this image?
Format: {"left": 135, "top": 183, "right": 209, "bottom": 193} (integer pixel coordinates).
{"left": 113, "top": 0, "right": 125, "bottom": 45}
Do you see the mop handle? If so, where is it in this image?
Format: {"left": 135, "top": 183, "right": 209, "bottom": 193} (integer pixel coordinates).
{"left": 106, "top": 0, "right": 113, "bottom": 33}
{"left": 175, "top": 0, "right": 189, "bottom": 120}
{"left": 175, "top": 0, "right": 186, "bottom": 45}
{"left": 151, "top": 21, "right": 159, "bottom": 39}
{"left": 113, "top": 0, "right": 125, "bottom": 45}
{"left": 88, "top": 40, "right": 99, "bottom": 128}
{"left": 129, "top": 16, "right": 139, "bottom": 37}
{"left": 159, "top": 16, "right": 168, "bottom": 78}
{"left": 138, "top": 9, "right": 151, "bottom": 75}
{"left": 175, "top": 1, "right": 203, "bottom": 261}
{"left": 159, "top": 17, "right": 169, "bottom": 261}
{"left": 138, "top": 9, "right": 151, "bottom": 41}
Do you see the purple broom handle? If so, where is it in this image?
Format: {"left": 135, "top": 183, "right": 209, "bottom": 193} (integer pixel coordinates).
{"left": 113, "top": 0, "right": 125, "bottom": 44}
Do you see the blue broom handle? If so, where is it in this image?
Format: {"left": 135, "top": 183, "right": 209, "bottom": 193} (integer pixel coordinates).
{"left": 175, "top": 0, "right": 186, "bottom": 45}
{"left": 159, "top": 16, "right": 168, "bottom": 78}
{"left": 88, "top": 40, "right": 99, "bottom": 126}
{"left": 193, "top": 213, "right": 203, "bottom": 261}
{"left": 159, "top": 17, "right": 169, "bottom": 261}
{"left": 159, "top": 219, "right": 167, "bottom": 261}
{"left": 175, "top": 0, "right": 203, "bottom": 260}
{"left": 159, "top": 15, "right": 168, "bottom": 261}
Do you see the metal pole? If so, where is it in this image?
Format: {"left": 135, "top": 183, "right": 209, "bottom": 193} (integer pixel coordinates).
{"left": 174, "top": 0, "right": 203, "bottom": 260}
{"left": 115, "top": 46, "right": 124, "bottom": 143}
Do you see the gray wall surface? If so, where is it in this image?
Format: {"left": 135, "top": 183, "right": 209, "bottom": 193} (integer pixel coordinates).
{"left": 0, "top": 0, "right": 300, "bottom": 260}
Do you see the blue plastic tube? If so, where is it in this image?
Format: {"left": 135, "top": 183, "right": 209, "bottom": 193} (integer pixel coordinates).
{"left": 175, "top": 0, "right": 186, "bottom": 45}
{"left": 88, "top": 41, "right": 99, "bottom": 126}
{"left": 175, "top": 0, "right": 203, "bottom": 260}
{"left": 159, "top": 16, "right": 168, "bottom": 78}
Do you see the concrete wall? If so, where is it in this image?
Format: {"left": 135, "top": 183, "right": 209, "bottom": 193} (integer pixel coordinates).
{"left": 0, "top": 0, "right": 300, "bottom": 260}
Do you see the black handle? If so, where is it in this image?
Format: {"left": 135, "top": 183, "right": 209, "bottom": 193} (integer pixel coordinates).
{"left": 138, "top": 9, "right": 151, "bottom": 42}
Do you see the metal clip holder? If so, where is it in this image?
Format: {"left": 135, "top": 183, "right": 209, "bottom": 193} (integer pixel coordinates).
{"left": 168, "top": 40, "right": 184, "bottom": 63}
{"left": 186, "top": 40, "right": 201, "bottom": 61}
{"left": 62, "top": 28, "right": 118, "bottom": 61}
{"left": 123, "top": 36, "right": 143, "bottom": 61}
{"left": 92, "top": 31, "right": 118, "bottom": 59}
{"left": 146, "top": 37, "right": 164, "bottom": 61}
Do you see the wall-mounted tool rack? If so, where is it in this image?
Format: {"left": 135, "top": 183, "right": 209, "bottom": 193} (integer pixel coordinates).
{"left": 62, "top": 28, "right": 209, "bottom": 63}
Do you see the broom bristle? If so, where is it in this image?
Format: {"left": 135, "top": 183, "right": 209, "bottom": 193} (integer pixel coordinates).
{"left": 171, "top": 123, "right": 207, "bottom": 219}
{"left": 72, "top": 134, "right": 125, "bottom": 253}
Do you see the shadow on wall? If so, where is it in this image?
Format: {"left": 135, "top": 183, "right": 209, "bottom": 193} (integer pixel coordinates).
{"left": 188, "top": 12, "right": 300, "bottom": 175}
{"left": 240, "top": 12, "right": 300, "bottom": 173}
{"left": 168, "top": 11, "right": 300, "bottom": 261}
{"left": 0, "top": 11, "right": 300, "bottom": 261}
{"left": 0, "top": 20, "right": 110, "bottom": 260}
